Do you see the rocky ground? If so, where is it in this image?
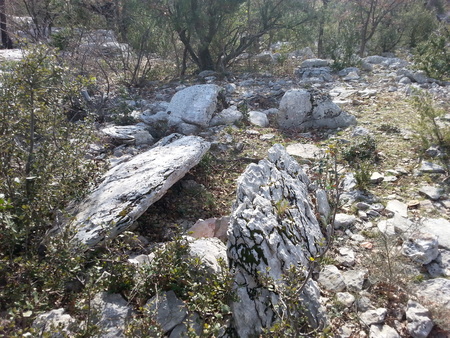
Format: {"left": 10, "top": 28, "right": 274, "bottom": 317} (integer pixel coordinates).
{"left": 8, "top": 47, "right": 449, "bottom": 337}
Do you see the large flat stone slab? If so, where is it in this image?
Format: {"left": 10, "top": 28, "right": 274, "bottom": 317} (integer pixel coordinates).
{"left": 63, "top": 134, "right": 210, "bottom": 248}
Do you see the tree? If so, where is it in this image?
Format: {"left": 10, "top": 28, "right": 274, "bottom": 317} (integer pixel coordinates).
{"left": 351, "top": 0, "right": 407, "bottom": 56}
{"left": 0, "top": 0, "right": 13, "bottom": 48}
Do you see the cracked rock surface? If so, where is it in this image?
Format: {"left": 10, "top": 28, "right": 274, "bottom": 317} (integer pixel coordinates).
{"left": 227, "top": 144, "right": 326, "bottom": 337}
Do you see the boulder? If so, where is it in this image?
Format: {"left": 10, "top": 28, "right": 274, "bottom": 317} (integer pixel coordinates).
{"left": 101, "top": 125, "right": 154, "bottom": 146}
{"left": 227, "top": 144, "right": 326, "bottom": 337}
{"left": 167, "top": 84, "right": 220, "bottom": 133}
{"left": 145, "top": 290, "right": 188, "bottom": 333}
{"left": 406, "top": 300, "right": 433, "bottom": 338}
{"left": 248, "top": 110, "right": 269, "bottom": 127}
{"left": 51, "top": 134, "right": 210, "bottom": 248}
{"left": 188, "top": 237, "right": 227, "bottom": 274}
{"left": 415, "top": 278, "right": 450, "bottom": 312}
{"left": 402, "top": 232, "right": 439, "bottom": 264}
{"left": 32, "top": 308, "right": 77, "bottom": 337}
{"left": 277, "top": 89, "right": 356, "bottom": 131}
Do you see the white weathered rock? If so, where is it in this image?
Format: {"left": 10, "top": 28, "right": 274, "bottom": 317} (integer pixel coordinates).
{"left": 343, "top": 71, "right": 360, "bottom": 81}
{"left": 385, "top": 200, "right": 408, "bottom": 218}
{"left": 335, "top": 292, "right": 356, "bottom": 307}
{"left": 402, "top": 232, "right": 439, "bottom": 265}
{"left": 167, "top": 84, "right": 220, "bottom": 131}
{"left": 91, "top": 292, "right": 132, "bottom": 337}
{"left": 286, "top": 143, "right": 324, "bottom": 160}
{"left": 145, "top": 290, "right": 188, "bottom": 333}
{"left": 32, "top": 308, "right": 77, "bottom": 338}
{"left": 369, "top": 324, "right": 400, "bottom": 338}
{"left": 187, "top": 217, "right": 229, "bottom": 242}
{"left": 420, "top": 218, "right": 450, "bottom": 250}
{"left": 300, "top": 58, "right": 331, "bottom": 68}
{"left": 277, "top": 89, "right": 356, "bottom": 131}
{"left": 336, "top": 247, "right": 355, "bottom": 267}
{"left": 360, "top": 308, "right": 387, "bottom": 325}
{"left": 318, "top": 265, "right": 346, "bottom": 292}
{"left": 406, "top": 300, "right": 433, "bottom": 338}
{"left": 370, "top": 172, "right": 384, "bottom": 184}
{"left": 334, "top": 213, "right": 357, "bottom": 229}
{"left": 188, "top": 237, "right": 227, "bottom": 274}
{"left": 227, "top": 144, "right": 326, "bottom": 337}
{"left": 419, "top": 185, "right": 444, "bottom": 201}
{"left": 316, "top": 189, "right": 331, "bottom": 221}
{"left": 248, "top": 110, "right": 269, "bottom": 127}
{"left": 209, "top": 106, "right": 243, "bottom": 126}
{"left": 426, "top": 249, "right": 450, "bottom": 277}
{"left": 54, "top": 134, "right": 210, "bottom": 248}
{"left": 415, "top": 278, "right": 450, "bottom": 312}
{"left": 102, "top": 125, "right": 154, "bottom": 146}
{"left": 342, "top": 269, "right": 367, "bottom": 292}
{"left": 419, "top": 161, "right": 446, "bottom": 174}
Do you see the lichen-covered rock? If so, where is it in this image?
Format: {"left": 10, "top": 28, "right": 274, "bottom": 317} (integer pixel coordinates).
{"left": 50, "top": 134, "right": 210, "bottom": 248}
{"left": 227, "top": 144, "right": 327, "bottom": 337}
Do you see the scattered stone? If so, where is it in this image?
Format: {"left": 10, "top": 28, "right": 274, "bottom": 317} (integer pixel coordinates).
{"left": 318, "top": 265, "right": 346, "bottom": 292}
{"left": 342, "top": 269, "right": 367, "bottom": 292}
{"left": 187, "top": 216, "right": 229, "bottom": 241}
{"left": 426, "top": 249, "right": 450, "bottom": 277}
{"left": 420, "top": 218, "right": 450, "bottom": 250}
{"left": 369, "top": 324, "right": 400, "bottom": 338}
{"left": 356, "top": 295, "right": 373, "bottom": 312}
{"left": 419, "top": 185, "right": 444, "bottom": 201}
{"left": 334, "top": 213, "right": 357, "bottom": 229}
{"left": 210, "top": 106, "right": 243, "bottom": 126}
{"left": 145, "top": 290, "right": 188, "bottom": 333}
{"left": 248, "top": 110, "right": 269, "bottom": 127}
{"left": 260, "top": 133, "right": 275, "bottom": 140}
{"left": 344, "top": 71, "right": 360, "bottom": 81}
{"left": 402, "top": 232, "right": 439, "bottom": 265}
{"left": 188, "top": 237, "right": 227, "bottom": 274}
{"left": 286, "top": 143, "right": 324, "bottom": 160}
{"left": 102, "top": 125, "right": 154, "bottom": 146}
{"left": 351, "top": 126, "right": 371, "bottom": 137}
{"left": 385, "top": 200, "right": 408, "bottom": 218}
{"left": 406, "top": 300, "right": 434, "bottom": 338}
{"left": 336, "top": 247, "right": 356, "bottom": 267}
{"left": 91, "top": 292, "right": 132, "bottom": 337}
{"left": 408, "top": 200, "right": 421, "bottom": 209}
{"left": 300, "top": 58, "right": 331, "bottom": 68}
{"left": 336, "top": 292, "right": 356, "bottom": 307}
{"left": 316, "top": 189, "right": 331, "bottom": 220}
{"left": 370, "top": 172, "right": 384, "bottom": 184}
{"left": 415, "top": 278, "right": 450, "bottom": 312}
{"left": 32, "top": 309, "right": 77, "bottom": 337}
{"left": 360, "top": 308, "right": 387, "bottom": 325}
{"left": 419, "top": 161, "right": 446, "bottom": 174}
{"left": 49, "top": 134, "right": 210, "bottom": 248}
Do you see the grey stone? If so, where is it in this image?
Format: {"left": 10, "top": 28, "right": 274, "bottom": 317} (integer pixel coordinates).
{"left": 336, "top": 247, "right": 355, "bottom": 267}
{"left": 419, "top": 185, "right": 444, "bottom": 201}
{"left": 426, "top": 249, "right": 450, "bottom": 277}
{"left": 316, "top": 189, "right": 331, "bottom": 221}
{"left": 385, "top": 200, "right": 408, "bottom": 218}
{"left": 167, "top": 84, "right": 220, "bottom": 129}
{"left": 227, "top": 144, "right": 326, "bottom": 337}
{"left": 146, "top": 290, "right": 188, "bottom": 333}
{"left": 209, "top": 106, "right": 243, "bottom": 126}
{"left": 91, "top": 292, "right": 132, "bottom": 337}
{"left": 360, "top": 308, "right": 387, "bottom": 325}
{"left": 300, "top": 58, "right": 331, "bottom": 68}
{"left": 317, "top": 265, "right": 346, "bottom": 292}
{"left": 32, "top": 308, "right": 77, "bottom": 338}
{"left": 419, "top": 161, "right": 446, "bottom": 173}
{"left": 334, "top": 213, "right": 357, "bottom": 229}
{"left": 415, "top": 278, "right": 450, "bottom": 312}
{"left": 364, "top": 55, "right": 387, "bottom": 64}
{"left": 335, "top": 292, "right": 355, "bottom": 307}
{"left": 356, "top": 295, "right": 373, "bottom": 312}
{"left": 342, "top": 269, "right": 367, "bottom": 292}
{"left": 421, "top": 218, "right": 450, "bottom": 250}
{"left": 286, "top": 143, "right": 324, "bottom": 160}
{"left": 188, "top": 237, "right": 227, "bottom": 274}
{"left": 102, "top": 125, "right": 154, "bottom": 146}
{"left": 402, "top": 232, "right": 439, "bottom": 264}
{"left": 399, "top": 76, "right": 412, "bottom": 84}
{"left": 51, "top": 134, "right": 210, "bottom": 248}
{"left": 343, "top": 71, "right": 360, "bottom": 81}
{"left": 370, "top": 172, "right": 384, "bottom": 184}
{"left": 351, "top": 126, "right": 371, "bottom": 137}
{"left": 406, "top": 300, "right": 433, "bottom": 338}
{"left": 248, "top": 110, "right": 269, "bottom": 127}
{"left": 369, "top": 324, "right": 400, "bottom": 338}
{"left": 338, "top": 67, "right": 360, "bottom": 77}
{"left": 169, "top": 312, "right": 203, "bottom": 338}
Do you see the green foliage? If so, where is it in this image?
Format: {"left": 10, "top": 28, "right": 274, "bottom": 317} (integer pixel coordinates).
{"left": 0, "top": 45, "right": 100, "bottom": 256}
{"left": 414, "top": 26, "right": 450, "bottom": 81}
{"left": 342, "top": 136, "right": 378, "bottom": 165}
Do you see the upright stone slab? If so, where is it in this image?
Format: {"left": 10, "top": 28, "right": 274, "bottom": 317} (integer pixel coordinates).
{"left": 56, "top": 134, "right": 210, "bottom": 248}
{"left": 227, "top": 144, "right": 327, "bottom": 337}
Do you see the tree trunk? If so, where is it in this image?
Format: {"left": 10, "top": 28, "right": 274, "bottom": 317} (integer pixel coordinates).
{"left": 198, "top": 47, "right": 215, "bottom": 71}
{"left": 0, "top": 0, "right": 13, "bottom": 49}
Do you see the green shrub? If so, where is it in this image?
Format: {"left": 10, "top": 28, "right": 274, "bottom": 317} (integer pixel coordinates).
{"left": 0, "top": 45, "right": 101, "bottom": 256}
{"left": 414, "top": 26, "right": 450, "bottom": 81}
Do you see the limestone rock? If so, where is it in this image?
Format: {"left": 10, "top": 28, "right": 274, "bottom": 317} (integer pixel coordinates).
{"left": 91, "top": 292, "right": 132, "bottom": 337}
{"left": 402, "top": 232, "right": 439, "bottom": 265}
{"left": 145, "top": 290, "right": 188, "bottom": 333}
{"left": 334, "top": 213, "right": 357, "bottom": 229}
{"left": 336, "top": 247, "right": 355, "bottom": 267}
{"left": 187, "top": 216, "right": 229, "bottom": 241}
{"left": 426, "top": 249, "right": 450, "bottom": 277}
{"left": 102, "top": 125, "right": 154, "bottom": 146}
{"left": 318, "top": 265, "right": 346, "bottom": 292}
{"left": 286, "top": 143, "right": 324, "bottom": 160}
{"left": 385, "top": 200, "right": 408, "bottom": 217}
{"left": 342, "top": 269, "right": 367, "bottom": 292}
{"left": 188, "top": 237, "right": 227, "bottom": 274}
{"left": 167, "top": 84, "right": 220, "bottom": 132}
{"left": 32, "top": 308, "right": 77, "bottom": 338}
{"left": 369, "top": 324, "right": 400, "bottom": 338}
{"left": 209, "top": 106, "right": 243, "bottom": 126}
{"left": 227, "top": 144, "right": 326, "bottom": 337}
{"left": 421, "top": 218, "right": 450, "bottom": 250}
{"left": 335, "top": 292, "right": 356, "bottom": 307}
{"left": 419, "top": 185, "right": 444, "bottom": 201}
{"left": 53, "top": 134, "right": 210, "bottom": 248}
{"left": 248, "top": 110, "right": 269, "bottom": 127}
{"left": 415, "top": 278, "right": 450, "bottom": 312}
{"left": 360, "top": 308, "right": 387, "bottom": 325}
{"left": 419, "top": 161, "right": 446, "bottom": 174}
{"left": 406, "top": 300, "right": 433, "bottom": 338}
